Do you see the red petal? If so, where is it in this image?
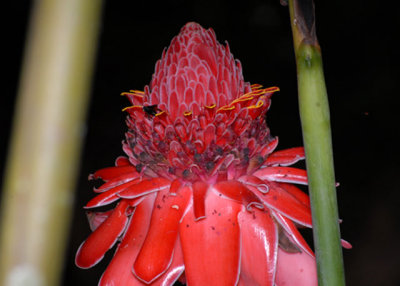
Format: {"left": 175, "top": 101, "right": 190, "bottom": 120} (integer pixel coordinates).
{"left": 278, "top": 182, "right": 310, "bottom": 207}
{"left": 275, "top": 248, "right": 317, "bottom": 286}
{"left": 260, "top": 137, "right": 279, "bottom": 157}
{"left": 152, "top": 237, "right": 185, "bottom": 286}
{"left": 213, "top": 181, "right": 264, "bottom": 210}
{"left": 273, "top": 212, "right": 314, "bottom": 256}
{"left": 133, "top": 186, "right": 191, "bottom": 283}
{"left": 238, "top": 209, "right": 278, "bottom": 286}
{"left": 75, "top": 200, "right": 129, "bottom": 269}
{"left": 238, "top": 175, "right": 270, "bottom": 194}
{"left": 99, "top": 195, "right": 156, "bottom": 286}
{"left": 115, "top": 156, "right": 131, "bottom": 166}
{"left": 257, "top": 181, "right": 312, "bottom": 227}
{"left": 179, "top": 191, "right": 242, "bottom": 286}
{"left": 90, "top": 165, "right": 138, "bottom": 182}
{"left": 265, "top": 147, "right": 305, "bottom": 166}
{"left": 118, "top": 177, "right": 171, "bottom": 199}
{"left": 84, "top": 178, "right": 141, "bottom": 209}
{"left": 192, "top": 181, "right": 209, "bottom": 220}
{"left": 94, "top": 172, "right": 140, "bottom": 193}
{"left": 253, "top": 167, "right": 308, "bottom": 185}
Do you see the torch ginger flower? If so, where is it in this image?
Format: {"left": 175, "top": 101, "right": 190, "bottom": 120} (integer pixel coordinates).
{"left": 76, "top": 22, "right": 328, "bottom": 285}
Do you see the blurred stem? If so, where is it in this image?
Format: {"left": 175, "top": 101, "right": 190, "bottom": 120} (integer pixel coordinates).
{"left": 287, "top": 0, "right": 345, "bottom": 285}
{"left": 0, "top": 1, "right": 102, "bottom": 285}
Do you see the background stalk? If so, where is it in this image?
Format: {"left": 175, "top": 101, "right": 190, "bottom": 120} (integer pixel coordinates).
{"left": 287, "top": 0, "right": 346, "bottom": 285}
{"left": 0, "top": 1, "right": 102, "bottom": 285}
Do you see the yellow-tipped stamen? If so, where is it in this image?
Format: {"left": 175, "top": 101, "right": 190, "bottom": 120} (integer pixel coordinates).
{"left": 183, "top": 110, "right": 193, "bottom": 116}
{"left": 122, "top": 105, "right": 143, "bottom": 112}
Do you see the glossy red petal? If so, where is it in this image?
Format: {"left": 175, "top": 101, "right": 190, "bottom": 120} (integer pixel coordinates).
{"left": 273, "top": 211, "right": 314, "bottom": 257}
{"left": 84, "top": 178, "right": 141, "bottom": 209}
{"left": 257, "top": 181, "right": 312, "bottom": 227}
{"left": 94, "top": 172, "right": 140, "bottom": 193}
{"left": 115, "top": 156, "right": 131, "bottom": 166}
{"left": 90, "top": 165, "right": 138, "bottom": 181}
{"left": 152, "top": 238, "right": 185, "bottom": 286}
{"left": 75, "top": 200, "right": 129, "bottom": 269}
{"left": 133, "top": 186, "right": 191, "bottom": 284}
{"left": 99, "top": 195, "right": 156, "bottom": 286}
{"left": 238, "top": 209, "right": 278, "bottom": 286}
{"left": 253, "top": 166, "right": 308, "bottom": 185}
{"left": 238, "top": 174, "right": 270, "bottom": 194}
{"left": 179, "top": 191, "right": 242, "bottom": 286}
{"left": 213, "top": 180, "right": 264, "bottom": 210}
{"left": 192, "top": 181, "right": 209, "bottom": 220}
{"left": 118, "top": 177, "right": 171, "bottom": 199}
{"left": 265, "top": 147, "right": 305, "bottom": 166}
{"left": 277, "top": 182, "right": 310, "bottom": 207}
{"left": 275, "top": 248, "right": 317, "bottom": 286}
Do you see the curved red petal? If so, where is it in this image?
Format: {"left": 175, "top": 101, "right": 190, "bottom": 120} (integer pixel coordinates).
{"left": 75, "top": 200, "right": 129, "bottom": 269}
{"left": 278, "top": 182, "right": 310, "bottom": 207}
{"left": 152, "top": 237, "right": 185, "bottom": 286}
{"left": 179, "top": 191, "right": 242, "bottom": 286}
{"left": 115, "top": 156, "right": 131, "bottom": 166}
{"left": 238, "top": 174, "right": 270, "bottom": 194}
{"left": 275, "top": 248, "right": 317, "bottom": 286}
{"left": 99, "top": 194, "right": 156, "bottom": 286}
{"left": 192, "top": 181, "right": 209, "bottom": 220}
{"left": 133, "top": 186, "right": 191, "bottom": 284}
{"left": 213, "top": 180, "right": 264, "bottom": 210}
{"left": 257, "top": 181, "right": 312, "bottom": 227}
{"left": 253, "top": 167, "right": 308, "bottom": 185}
{"left": 238, "top": 209, "right": 278, "bottom": 286}
{"left": 93, "top": 172, "right": 141, "bottom": 193}
{"left": 265, "top": 147, "right": 305, "bottom": 166}
{"left": 90, "top": 165, "right": 138, "bottom": 181}
{"left": 118, "top": 177, "right": 171, "bottom": 199}
{"left": 84, "top": 178, "right": 141, "bottom": 209}
{"left": 273, "top": 212, "right": 314, "bottom": 257}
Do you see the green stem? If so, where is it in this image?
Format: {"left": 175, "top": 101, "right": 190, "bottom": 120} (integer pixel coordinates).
{"left": 0, "top": 1, "right": 102, "bottom": 285}
{"left": 287, "top": 1, "right": 345, "bottom": 285}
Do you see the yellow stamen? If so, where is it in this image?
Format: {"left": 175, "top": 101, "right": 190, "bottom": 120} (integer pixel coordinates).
{"left": 247, "top": 100, "right": 264, "bottom": 110}
{"left": 129, "top": 90, "right": 145, "bottom": 94}
{"left": 217, "top": 105, "right": 235, "bottom": 112}
{"left": 184, "top": 110, "right": 193, "bottom": 116}
{"left": 205, "top": 104, "right": 216, "bottom": 109}
{"left": 155, "top": 110, "right": 167, "bottom": 116}
{"left": 122, "top": 105, "right": 142, "bottom": 112}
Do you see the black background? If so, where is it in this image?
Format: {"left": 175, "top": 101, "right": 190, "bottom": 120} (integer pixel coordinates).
{"left": 2, "top": 1, "right": 399, "bottom": 285}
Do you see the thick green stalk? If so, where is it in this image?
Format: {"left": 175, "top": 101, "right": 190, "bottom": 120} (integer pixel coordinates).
{"left": 287, "top": 0, "right": 345, "bottom": 285}
{"left": 0, "top": 1, "right": 102, "bottom": 285}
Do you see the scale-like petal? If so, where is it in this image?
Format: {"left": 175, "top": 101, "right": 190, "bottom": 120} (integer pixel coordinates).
{"left": 179, "top": 190, "right": 242, "bottom": 286}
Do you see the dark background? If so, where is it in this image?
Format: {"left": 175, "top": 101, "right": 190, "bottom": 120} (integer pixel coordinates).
{"left": 2, "top": 1, "right": 399, "bottom": 285}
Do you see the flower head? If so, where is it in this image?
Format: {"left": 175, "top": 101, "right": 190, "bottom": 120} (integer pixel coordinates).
{"left": 76, "top": 22, "right": 323, "bottom": 285}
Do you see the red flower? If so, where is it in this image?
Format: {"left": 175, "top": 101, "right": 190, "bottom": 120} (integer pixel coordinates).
{"left": 75, "top": 22, "right": 341, "bottom": 285}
